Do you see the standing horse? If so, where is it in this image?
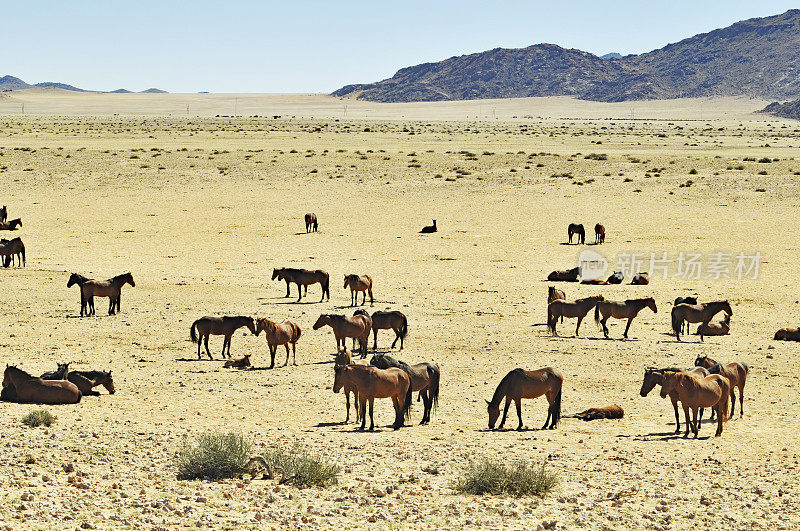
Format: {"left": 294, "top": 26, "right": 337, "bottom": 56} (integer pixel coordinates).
{"left": 67, "top": 272, "right": 135, "bottom": 316}
{"left": 695, "top": 356, "right": 748, "bottom": 417}
{"left": 640, "top": 367, "right": 710, "bottom": 433}
{"left": 547, "top": 295, "right": 604, "bottom": 336}
{"left": 0, "top": 205, "right": 6, "bottom": 223}
{"left": 674, "top": 296, "right": 698, "bottom": 333}
{"left": 313, "top": 313, "right": 371, "bottom": 357}
{"left": 568, "top": 223, "right": 585, "bottom": 244}
{"left": 344, "top": 274, "right": 373, "bottom": 306}
{"left": 190, "top": 316, "right": 257, "bottom": 360}
{"left": 671, "top": 301, "right": 732, "bottom": 341}
{"left": 368, "top": 310, "right": 408, "bottom": 349}
{"left": 333, "top": 364, "right": 412, "bottom": 430}
{"left": 547, "top": 266, "right": 581, "bottom": 282}
{"left": 594, "top": 297, "right": 657, "bottom": 339}
{"left": 304, "top": 213, "right": 318, "bottom": 233}
{"left": 594, "top": 223, "right": 605, "bottom": 244}
{"left": 3, "top": 366, "right": 81, "bottom": 404}
{"left": 334, "top": 348, "right": 362, "bottom": 423}
{"left": 371, "top": 353, "right": 439, "bottom": 424}
{"left": 0, "top": 218, "right": 22, "bottom": 230}
{"left": 0, "top": 237, "right": 24, "bottom": 267}
{"left": 547, "top": 286, "right": 566, "bottom": 305}
{"left": 255, "top": 318, "right": 302, "bottom": 368}
{"left": 272, "top": 268, "right": 330, "bottom": 302}
{"left": 487, "top": 368, "right": 562, "bottom": 430}
{"left": 659, "top": 371, "right": 729, "bottom": 437}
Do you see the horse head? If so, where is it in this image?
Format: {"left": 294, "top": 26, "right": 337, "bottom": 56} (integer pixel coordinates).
{"left": 312, "top": 314, "right": 328, "bottom": 330}
{"left": 343, "top": 275, "right": 352, "bottom": 289}
{"left": 487, "top": 399, "right": 501, "bottom": 429}
{"left": 332, "top": 364, "right": 346, "bottom": 393}
{"left": 104, "top": 372, "right": 116, "bottom": 394}
{"left": 775, "top": 329, "right": 787, "bottom": 340}
{"left": 694, "top": 355, "right": 709, "bottom": 368}
{"left": 271, "top": 268, "right": 282, "bottom": 281}
{"left": 245, "top": 317, "right": 257, "bottom": 335}
{"left": 647, "top": 298, "right": 658, "bottom": 313}
{"left": 658, "top": 372, "right": 677, "bottom": 398}
{"left": 640, "top": 368, "right": 660, "bottom": 397}
{"left": 124, "top": 273, "right": 135, "bottom": 287}
{"left": 722, "top": 300, "right": 733, "bottom": 315}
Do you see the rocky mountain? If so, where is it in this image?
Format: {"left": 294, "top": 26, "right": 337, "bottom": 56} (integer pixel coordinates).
{"left": 333, "top": 9, "right": 800, "bottom": 103}
{"left": 600, "top": 53, "right": 622, "bottom": 60}
{"left": 759, "top": 99, "right": 800, "bottom": 120}
{"left": 0, "top": 75, "right": 168, "bottom": 94}
{"left": 0, "top": 75, "right": 31, "bottom": 91}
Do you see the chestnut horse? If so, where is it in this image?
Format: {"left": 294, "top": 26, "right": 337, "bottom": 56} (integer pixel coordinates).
{"left": 333, "top": 364, "right": 412, "bottom": 430}
{"left": 594, "top": 223, "right": 605, "bottom": 244}
{"left": 314, "top": 313, "right": 371, "bottom": 357}
{"left": 0, "top": 237, "right": 24, "bottom": 267}
{"left": 224, "top": 355, "right": 252, "bottom": 369}
{"left": 487, "top": 368, "right": 562, "bottom": 430}
{"left": 695, "top": 313, "right": 730, "bottom": 337}
{"left": 695, "top": 356, "right": 748, "bottom": 417}
{"left": 272, "top": 267, "right": 330, "bottom": 302}
{"left": 671, "top": 300, "right": 732, "bottom": 341}
{"left": 640, "top": 366, "right": 710, "bottom": 433}
{"left": 774, "top": 328, "right": 800, "bottom": 341}
{"left": 255, "top": 318, "right": 301, "bottom": 368}
{"left": 334, "top": 348, "right": 362, "bottom": 423}
{"left": 594, "top": 297, "right": 657, "bottom": 339}
{"left": 674, "top": 296, "right": 699, "bottom": 333}
{"left": 547, "top": 266, "right": 581, "bottom": 282}
{"left": 630, "top": 272, "right": 649, "bottom": 285}
{"left": 0, "top": 218, "right": 22, "bottom": 230}
{"left": 659, "top": 371, "right": 729, "bottom": 437}
{"left": 547, "top": 295, "right": 604, "bottom": 336}
{"left": 3, "top": 366, "right": 81, "bottom": 404}
{"left": 344, "top": 274, "right": 373, "bottom": 306}
{"left": 568, "top": 223, "right": 585, "bottom": 244}
{"left": 304, "top": 213, "right": 318, "bottom": 233}
{"left": 190, "top": 316, "right": 257, "bottom": 360}
{"left": 370, "top": 353, "right": 440, "bottom": 425}
{"left": 41, "top": 366, "right": 115, "bottom": 396}
{"left": 67, "top": 272, "right": 135, "bottom": 316}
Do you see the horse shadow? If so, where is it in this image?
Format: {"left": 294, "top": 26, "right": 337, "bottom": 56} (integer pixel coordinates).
{"left": 174, "top": 358, "right": 220, "bottom": 362}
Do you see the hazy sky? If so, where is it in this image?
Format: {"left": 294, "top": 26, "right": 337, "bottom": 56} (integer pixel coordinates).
{"left": 4, "top": 1, "right": 797, "bottom": 93}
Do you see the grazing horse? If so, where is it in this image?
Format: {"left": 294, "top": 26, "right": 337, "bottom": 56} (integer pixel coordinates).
{"left": 594, "top": 297, "right": 657, "bottom": 339}
{"left": 190, "top": 316, "right": 257, "bottom": 360}
{"left": 547, "top": 286, "right": 566, "bottom": 305}
{"left": 674, "top": 297, "right": 699, "bottom": 333}
{"left": 567, "top": 223, "right": 585, "bottom": 244}
{"left": 774, "top": 328, "right": 800, "bottom": 341}
{"left": 0, "top": 218, "right": 22, "bottom": 230}
{"left": 547, "top": 266, "right": 581, "bottom": 282}
{"left": 371, "top": 353, "right": 439, "bottom": 425}
{"left": 304, "top": 213, "right": 318, "bottom": 233}
{"left": 0, "top": 237, "right": 24, "bottom": 267}
{"left": 3, "top": 366, "right": 81, "bottom": 404}
{"left": 487, "top": 368, "right": 562, "bottom": 430}
{"left": 0, "top": 205, "right": 6, "bottom": 223}
{"left": 695, "top": 313, "right": 730, "bottom": 337}
{"left": 255, "top": 318, "right": 301, "bottom": 368}
{"left": 630, "top": 272, "right": 649, "bottom": 285}
{"left": 419, "top": 220, "right": 437, "bottom": 233}
{"left": 671, "top": 300, "right": 732, "bottom": 341}
{"left": 659, "top": 371, "right": 729, "bottom": 437}
{"left": 368, "top": 310, "right": 408, "bottom": 349}
{"left": 640, "top": 367, "right": 710, "bottom": 433}
{"left": 606, "top": 271, "right": 623, "bottom": 284}
{"left": 344, "top": 274, "right": 373, "bottom": 306}
{"left": 224, "top": 355, "right": 252, "bottom": 369}
{"left": 333, "top": 348, "right": 362, "bottom": 423}
{"left": 547, "top": 295, "right": 604, "bottom": 336}
{"left": 272, "top": 267, "right": 330, "bottom": 302}
{"left": 594, "top": 223, "right": 605, "bottom": 244}
{"left": 333, "top": 364, "right": 412, "bottom": 430}
{"left": 67, "top": 272, "right": 135, "bottom": 316}
{"left": 313, "top": 313, "right": 371, "bottom": 357}
{"left": 695, "top": 356, "right": 749, "bottom": 417}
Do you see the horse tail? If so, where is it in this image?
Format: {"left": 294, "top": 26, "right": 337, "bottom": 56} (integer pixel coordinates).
{"left": 594, "top": 303, "right": 601, "bottom": 326}
{"left": 20, "top": 242, "right": 24, "bottom": 266}
{"left": 671, "top": 307, "right": 682, "bottom": 338}
{"left": 320, "top": 271, "right": 330, "bottom": 298}
{"left": 402, "top": 375, "right": 413, "bottom": 421}
{"left": 399, "top": 314, "right": 408, "bottom": 339}
{"left": 718, "top": 377, "right": 730, "bottom": 424}
{"left": 190, "top": 320, "right": 198, "bottom": 343}
{"left": 428, "top": 364, "right": 440, "bottom": 414}
{"left": 550, "top": 387, "right": 562, "bottom": 428}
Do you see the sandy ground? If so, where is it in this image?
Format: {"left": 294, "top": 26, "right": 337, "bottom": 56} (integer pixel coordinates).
{"left": 0, "top": 95, "right": 800, "bottom": 529}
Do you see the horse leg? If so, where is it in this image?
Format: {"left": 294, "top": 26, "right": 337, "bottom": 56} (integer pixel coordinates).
{"left": 498, "top": 398, "right": 510, "bottom": 429}
{"left": 358, "top": 397, "right": 367, "bottom": 431}
{"left": 542, "top": 399, "right": 553, "bottom": 430}
{"left": 600, "top": 317, "right": 609, "bottom": 338}
{"left": 88, "top": 296, "right": 95, "bottom": 316}
{"left": 108, "top": 297, "right": 115, "bottom": 315}
{"left": 368, "top": 398, "right": 375, "bottom": 431}
{"left": 361, "top": 291, "right": 366, "bottom": 305}
{"left": 373, "top": 328, "right": 379, "bottom": 350}
{"left": 715, "top": 403, "right": 724, "bottom": 436}
{"left": 197, "top": 334, "right": 202, "bottom": 360}
{"left": 623, "top": 317, "right": 633, "bottom": 339}
{"left": 284, "top": 280, "right": 290, "bottom": 298}
{"left": 292, "top": 342, "right": 297, "bottom": 366}
{"left": 683, "top": 406, "right": 691, "bottom": 437}
{"left": 222, "top": 335, "right": 231, "bottom": 359}
{"left": 671, "top": 398, "right": 680, "bottom": 434}
{"left": 692, "top": 407, "right": 699, "bottom": 437}
{"left": 739, "top": 385, "right": 744, "bottom": 417}
{"left": 284, "top": 344, "right": 290, "bottom": 367}
{"left": 204, "top": 335, "right": 212, "bottom": 360}
{"left": 267, "top": 344, "right": 275, "bottom": 369}
{"left": 730, "top": 388, "right": 736, "bottom": 418}
{"left": 344, "top": 390, "right": 351, "bottom": 423}
{"left": 296, "top": 282, "right": 303, "bottom": 302}
{"left": 390, "top": 329, "right": 399, "bottom": 349}
{"left": 575, "top": 316, "right": 583, "bottom": 336}
{"left": 368, "top": 289, "right": 373, "bottom": 305}
{"left": 515, "top": 398, "right": 523, "bottom": 431}
{"left": 420, "top": 390, "right": 431, "bottom": 425}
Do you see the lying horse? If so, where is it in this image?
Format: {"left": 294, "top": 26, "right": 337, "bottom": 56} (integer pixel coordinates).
{"left": 640, "top": 366, "right": 710, "bottom": 433}
{"left": 659, "top": 371, "right": 729, "bottom": 437}
{"left": 695, "top": 313, "right": 730, "bottom": 337}
{"left": 190, "top": 316, "right": 256, "bottom": 359}
{"left": 255, "top": 318, "right": 301, "bottom": 368}
{"left": 224, "top": 355, "right": 252, "bottom": 369}
{"left": 370, "top": 353, "right": 439, "bottom": 425}
{"left": 314, "top": 313, "right": 371, "bottom": 357}
{"left": 774, "top": 328, "right": 800, "bottom": 341}
{"left": 419, "top": 220, "right": 437, "bottom": 234}
{"left": 41, "top": 365, "right": 115, "bottom": 396}
{"left": 547, "top": 266, "right": 581, "bottom": 282}
{"left": 567, "top": 405, "right": 623, "bottom": 421}
{"left": 333, "top": 364, "right": 412, "bottom": 430}
{"left": 594, "top": 297, "right": 657, "bottom": 339}
{"left": 581, "top": 279, "right": 608, "bottom": 285}
{"left": 0, "top": 237, "right": 24, "bottom": 267}
{"left": 344, "top": 274, "right": 373, "bottom": 306}
{"left": 304, "top": 213, "right": 318, "bottom": 233}
{"left": 487, "top": 367, "right": 562, "bottom": 430}
{"left": 594, "top": 223, "right": 605, "bottom": 244}
{"left": 369, "top": 310, "right": 408, "bottom": 350}
{"left": 568, "top": 223, "right": 585, "bottom": 244}
{"left": 3, "top": 366, "right": 81, "bottom": 404}
{"left": 547, "top": 295, "right": 604, "bottom": 336}
{"left": 695, "top": 356, "right": 748, "bottom": 418}
{"left": 67, "top": 272, "right": 135, "bottom": 316}
{"left": 630, "top": 272, "right": 649, "bottom": 285}
{"left": 0, "top": 218, "right": 22, "bottom": 230}
{"left": 606, "top": 271, "right": 623, "bottom": 284}
{"left": 272, "top": 267, "right": 330, "bottom": 302}
{"left": 671, "top": 300, "right": 732, "bottom": 341}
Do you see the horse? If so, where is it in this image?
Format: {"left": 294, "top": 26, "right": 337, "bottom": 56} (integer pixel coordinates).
{"left": 630, "top": 272, "right": 649, "bottom": 285}
{"left": 567, "top": 405, "right": 623, "bottom": 421}
{"left": 594, "top": 223, "right": 605, "bottom": 244}
{"left": 0, "top": 218, "right": 22, "bottom": 230}
{"left": 255, "top": 318, "right": 301, "bottom": 368}
{"left": 272, "top": 267, "right": 330, "bottom": 302}
{"left": 640, "top": 366, "right": 710, "bottom": 433}
{"left": 695, "top": 356, "right": 749, "bottom": 418}
{"left": 40, "top": 363, "right": 70, "bottom": 380}
{"left": 547, "top": 295, "right": 604, "bottom": 336}
{"left": 547, "top": 266, "right": 581, "bottom": 282}
{"left": 313, "top": 313, "right": 371, "bottom": 357}
{"left": 2, "top": 366, "right": 81, "bottom": 404}
{"left": 333, "top": 364, "right": 412, "bottom": 431}
{"left": 419, "top": 220, "right": 437, "bottom": 233}
{"left": 774, "top": 328, "right": 800, "bottom": 341}
{"left": 0, "top": 237, "right": 24, "bottom": 267}
{"left": 304, "top": 213, "right": 318, "bottom": 233}
{"left": 606, "top": 271, "right": 623, "bottom": 284}
{"left": 370, "top": 353, "right": 439, "bottom": 425}
{"left": 568, "top": 223, "right": 585, "bottom": 244}
{"left": 67, "top": 272, "right": 135, "bottom": 316}
{"left": 368, "top": 310, "right": 407, "bottom": 350}
{"left": 695, "top": 313, "right": 730, "bottom": 337}
{"left": 344, "top": 274, "right": 373, "bottom": 306}
{"left": 659, "top": 371, "right": 730, "bottom": 437}
{"left": 487, "top": 368, "right": 562, "bottom": 430}
{"left": 674, "top": 296, "right": 699, "bottom": 333}
{"left": 69, "top": 370, "right": 116, "bottom": 395}
{"left": 671, "top": 300, "right": 732, "bottom": 341}
{"left": 190, "top": 316, "right": 257, "bottom": 360}
{"left": 224, "top": 355, "right": 252, "bottom": 369}
{"left": 0, "top": 205, "right": 6, "bottom": 223}
{"left": 333, "top": 348, "right": 362, "bottom": 423}
{"left": 594, "top": 297, "right": 657, "bottom": 339}
{"left": 581, "top": 279, "right": 608, "bottom": 285}
{"left": 547, "top": 286, "right": 566, "bottom": 305}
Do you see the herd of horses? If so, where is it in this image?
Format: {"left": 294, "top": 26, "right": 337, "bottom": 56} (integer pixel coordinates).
{"left": 0, "top": 205, "right": 25, "bottom": 268}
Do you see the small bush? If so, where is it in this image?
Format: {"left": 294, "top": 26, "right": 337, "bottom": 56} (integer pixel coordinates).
{"left": 22, "top": 410, "right": 56, "bottom": 428}
{"left": 261, "top": 446, "right": 339, "bottom": 487}
{"left": 454, "top": 459, "right": 558, "bottom": 498}
{"left": 177, "top": 431, "right": 251, "bottom": 480}
{"left": 688, "top": 168, "right": 697, "bottom": 174}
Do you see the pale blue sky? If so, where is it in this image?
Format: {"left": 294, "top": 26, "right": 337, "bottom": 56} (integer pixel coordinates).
{"left": 4, "top": 1, "right": 797, "bottom": 93}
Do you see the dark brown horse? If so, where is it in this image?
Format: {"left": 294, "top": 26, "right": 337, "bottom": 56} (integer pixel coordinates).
{"left": 370, "top": 353, "right": 439, "bottom": 425}
{"left": 594, "top": 223, "right": 605, "bottom": 244}
{"left": 547, "top": 266, "right": 581, "bottom": 282}
{"left": 67, "top": 272, "right": 135, "bottom": 316}
{"left": 0, "top": 237, "right": 24, "bottom": 267}
{"left": 0, "top": 205, "right": 6, "bottom": 223}
{"left": 606, "top": 271, "right": 623, "bottom": 284}
{"left": 594, "top": 297, "right": 657, "bottom": 339}
{"left": 630, "top": 272, "right": 649, "bottom": 285}
{"left": 640, "top": 366, "right": 710, "bottom": 433}
{"left": 659, "top": 371, "right": 729, "bottom": 437}
{"left": 671, "top": 300, "right": 732, "bottom": 341}
{"left": 487, "top": 368, "right": 562, "bottom": 430}
{"left": 547, "top": 295, "right": 604, "bottom": 336}
{"left": 333, "top": 364, "right": 412, "bottom": 430}
{"left": 695, "top": 356, "right": 748, "bottom": 417}
{"left": 41, "top": 365, "right": 116, "bottom": 396}
{"left": 190, "top": 316, "right": 257, "bottom": 359}
{"left": 774, "top": 328, "right": 800, "bottom": 341}
{"left": 304, "top": 213, "right": 318, "bottom": 233}
{"left": 0, "top": 218, "right": 22, "bottom": 230}
{"left": 419, "top": 220, "right": 437, "bottom": 233}
{"left": 3, "top": 366, "right": 81, "bottom": 404}
{"left": 272, "top": 267, "right": 330, "bottom": 302}
{"left": 568, "top": 223, "right": 585, "bottom": 244}
{"left": 567, "top": 405, "right": 623, "bottom": 421}
{"left": 313, "top": 313, "right": 371, "bottom": 357}
{"left": 368, "top": 310, "right": 408, "bottom": 350}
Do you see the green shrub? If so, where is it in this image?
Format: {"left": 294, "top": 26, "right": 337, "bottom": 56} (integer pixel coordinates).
{"left": 454, "top": 459, "right": 558, "bottom": 498}
{"left": 22, "top": 410, "right": 56, "bottom": 428}
{"left": 260, "top": 446, "right": 339, "bottom": 487}
{"left": 176, "top": 431, "right": 251, "bottom": 480}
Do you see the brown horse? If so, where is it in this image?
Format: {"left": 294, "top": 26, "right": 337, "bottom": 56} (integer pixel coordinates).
{"left": 630, "top": 272, "right": 649, "bottom": 285}
{"left": 344, "top": 274, "right": 373, "bottom": 306}
{"left": 333, "top": 364, "right": 412, "bottom": 430}
{"left": 368, "top": 310, "right": 408, "bottom": 349}
{"left": 594, "top": 223, "right": 605, "bottom": 244}
{"left": 255, "top": 318, "right": 302, "bottom": 368}
{"left": 3, "top": 366, "right": 81, "bottom": 404}
{"left": 659, "top": 371, "right": 729, "bottom": 437}
{"left": 567, "top": 223, "right": 585, "bottom": 244}
{"left": 774, "top": 328, "right": 800, "bottom": 341}
{"left": 547, "top": 295, "right": 604, "bottom": 336}
{"left": 547, "top": 266, "right": 581, "bottom": 282}
{"left": 333, "top": 348, "right": 362, "bottom": 423}
{"left": 606, "top": 271, "right": 624, "bottom": 284}
{"left": 304, "top": 213, "right": 318, "bottom": 233}
{"left": 314, "top": 313, "right": 371, "bottom": 356}
{"left": 371, "top": 353, "right": 440, "bottom": 425}
{"left": 0, "top": 218, "right": 22, "bottom": 230}
{"left": 671, "top": 300, "right": 732, "bottom": 341}
{"left": 419, "top": 220, "right": 437, "bottom": 233}
{"left": 695, "top": 314, "right": 730, "bottom": 337}
{"left": 70, "top": 370, "right": 116, "bottom": 395}
{"left": 695, "top": 356, "right": 749, "bottom": 417}
{"left": 487, "top": 368, "right": 563, "bottom": 430}
{"left": 190, "top": 316, "right": 257, "bottom": 360}
{"left": 547, "top": 286, "right": 566, "bottom": 305}
{"left": 581, "top": 279, "right": 608, "bottom": 285}
{"left": 0, "top": 237, "right": 24, "bottom": 267}
{"left": 674, "top": 296, "right": 699, "bottom": 333}
{"left": 640, "top": 366, "right": 710, "bottom": 433}
{"left": 0, "top": 205, "right": 6, "bottom": 223}
{"left": 272, "top": 267, "right": 330, "bottom": 302}
{"left": 224, "top": 355, "right": 252, "bottom": 369}
{"left": 67, "top": 272, "right": 135, "bottom": 316}
{"left": 568, "top": 405, "right": 623, "bottom": 421}
{"left": 594, "top": 297, "right": 657, "bottom": 339}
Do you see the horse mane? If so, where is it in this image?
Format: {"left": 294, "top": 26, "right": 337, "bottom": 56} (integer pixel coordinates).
{"left": 111, "top": 272, "right": 132, "bottom": 282}
{"left": 490, "top": 368, "right": 523, "bottom": 406}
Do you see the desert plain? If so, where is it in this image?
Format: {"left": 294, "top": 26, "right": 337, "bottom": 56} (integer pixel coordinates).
{"left": 0, "top": 91, "right": 799, "bottom": 529}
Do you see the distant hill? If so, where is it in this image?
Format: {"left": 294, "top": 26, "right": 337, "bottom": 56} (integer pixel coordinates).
{"left": 333, "top": 9, "right": 800, "bottom": 103}
{"left": 0, "top": 75, "right": 31, "bottom": 91}
{"left": 759, "top": 99, "right": 800, "bottom": 120}
{"left": 0, "top": 75, "right": 169, "bottom": 94}
{"left": 600, "top": 53, "right": 622, "bottom": 60}
{"left": 141, "top": 88, "right": 167, "bottom": 93}
{"left": 109, "top": 88, "right": 133, "bottom": 94}
{"left": 34, "top": 82, "right": 88, "bottom": 92}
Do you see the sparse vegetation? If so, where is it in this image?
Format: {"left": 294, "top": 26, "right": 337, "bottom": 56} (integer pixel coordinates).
{"left": 176, "top": 431, "right": 251, "bottom": 480}
{"left": 454, "top": 459, "right": 558, "bottom": 498}
{"left": 22, "top": 409, "right": 56, "bottom": 428}
{"left": 259, "top": 445, "right": 339, "bottom": 488}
